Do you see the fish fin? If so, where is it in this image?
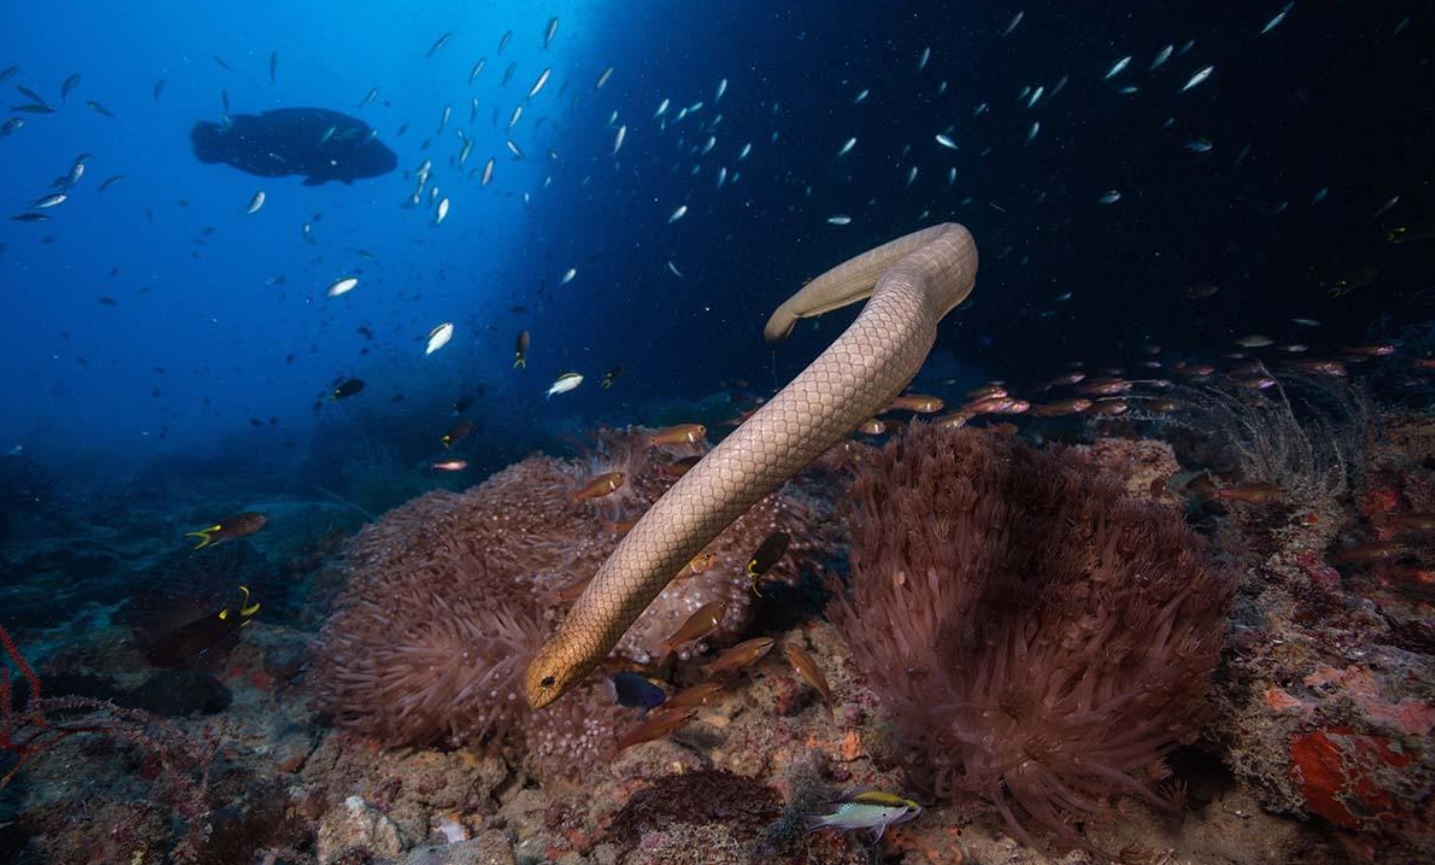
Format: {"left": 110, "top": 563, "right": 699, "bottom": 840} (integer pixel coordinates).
{"left": 185, "top": 528, "right": 217, "bottom": 549}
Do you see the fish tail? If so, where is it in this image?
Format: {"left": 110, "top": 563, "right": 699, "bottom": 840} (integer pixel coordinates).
{"left": 514, "top": 356, "right": 526, "bottom": 369}
{"left": 186, "top": 528, "right": 217, "bottom": 549}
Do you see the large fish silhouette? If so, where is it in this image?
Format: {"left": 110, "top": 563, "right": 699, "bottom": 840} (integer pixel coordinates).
{"left": 191, "top": 107, "right": 396, "bottom": 186}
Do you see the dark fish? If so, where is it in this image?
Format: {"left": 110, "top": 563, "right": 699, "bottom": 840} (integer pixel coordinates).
{"left": 14, "top": 85, "right": 46, "bottom": 104}
{"left": 192, "top": 108, "right": 397, "bottom": 185}
{"left": 98, "top": 296, "right": 118, "bottom": 306}
{"left": 85, "top": 99, "right": 115, "bottom": 118}
{"left": 60, "top": 73, "right": 80, "bottom": 101}
{"left": 0, "top": 66, "right": 17, "bottom": 85}
{"left": 514, "top": 329, "right": 530, "bottom": 367}
{"left": 153, "top": 78, "right": 166, "bottom": 101}
{"left": 0, "top": 117, "right": 21, "bottom": 137}
{"left": 11, "top": 103, "right": 54, "bottom": 114}
{"left": 185, "top": 512, "right": 268, "bottom": 549}
{"left": 610, "top": 671, "right": 667, "bottom": 711}
{"left": 269, "top": 51, "right": 278, "bottom": 84}
{"left": 98, "top": 175, "right": 126, "bottom": 192}
{"left": 502, "top": 61, "right": 517, "bottom": 86}
{"left": 601, "top": 364, "right": 624, "bottom": 389}
{"left": 141, "top": 585, "right": 261, "bottom": 666}
{"left": 498, "top": 29, "right": 513, "bottom": 53}
{"left": 221, "top": 89, "right": 230, "bottom": 115}
{"left": 212, "top": 55, "right": 234, "bottom": 72}
{"left": 426, "top": 32, "right": 453, "bottom": 57}
{"left": 10, "top": 213, "right": 49, "bottom": 222}
{"left": 747, "top": 531, "right": 790, "bottom": 595}
{"left": 329, "top": 378, "right": 365, "bottom": 400}
{"left": 441, "top": 419, "right": 473, "bottom": 449}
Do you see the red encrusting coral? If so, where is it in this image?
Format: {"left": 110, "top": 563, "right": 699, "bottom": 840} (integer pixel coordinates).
{"left": 828, "top": 425, "right": 1235, "bottom": 853}
{"left": 312, "top": 426, "right": 835, "bottom": 778}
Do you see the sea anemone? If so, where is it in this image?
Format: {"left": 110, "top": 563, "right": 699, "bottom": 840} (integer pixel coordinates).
{"left": 829, "top": 425, "right": 1234, "bottom": 853}
{"left": 313, "top": 426, "right": 838, "bottom": 773}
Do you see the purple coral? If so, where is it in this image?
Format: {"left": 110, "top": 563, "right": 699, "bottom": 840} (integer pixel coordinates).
{"left": 829, "top": 425, "right": 1234, "bottom": 852}
{"left": 313, "top": 427, "right": 835, "bottom": 776}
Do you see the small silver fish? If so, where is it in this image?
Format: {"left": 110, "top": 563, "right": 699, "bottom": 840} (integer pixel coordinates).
{"left": 1261, "top": 2, "right": 1293, "bottom": 35}
{"left": 425, "top": 322, "right": 454, "bottom": 355}
{"left": 1181, "top": 65, "right": 1214, "bottom": 92}
{"left": 327, "top": 276, "right": 359, "bottom": 298}
{"left": 246, "top": 190, "right": 265, "bottom": 214}
{"left": 528, "top": 67, "right": 551, "bottom": 99}
{"left": 837, "top": 136, "right": 856, "bottom": 157}
{"left": 1105, "top": 55, "right": 1132, "bottom": 79}
{"left": 546, "top": 372, "right": 583, "bottom": 398}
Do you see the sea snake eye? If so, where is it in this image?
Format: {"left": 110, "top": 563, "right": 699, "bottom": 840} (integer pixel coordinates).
{"left": 541, "top": 675, "right": 555, "bottom": 687}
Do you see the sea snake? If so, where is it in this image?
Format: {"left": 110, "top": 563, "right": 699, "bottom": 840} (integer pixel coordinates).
{"left": 524, "top": 223, "right": 979, "bottom": 708}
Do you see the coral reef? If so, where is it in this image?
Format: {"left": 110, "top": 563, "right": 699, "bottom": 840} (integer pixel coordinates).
{"left": 828, "top": 425, "right": 1235, "bottom": 854}
{"left": 312, "top": 426, "right": 834, "bottom": 779}
{"left": 1205, "top": 410, "right": 1435, "bottom": 854}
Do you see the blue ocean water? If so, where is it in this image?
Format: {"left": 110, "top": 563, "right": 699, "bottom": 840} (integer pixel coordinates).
{"left": 2, "top": 2, "right": 1435, "bottom": 860}
{"left": 2, "top": 2, "right": 1431, "bottom": 470}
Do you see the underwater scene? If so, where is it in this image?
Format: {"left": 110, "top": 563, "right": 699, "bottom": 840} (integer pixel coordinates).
{"left": 2, "top": 1, "right": 1434, "bottom": 863}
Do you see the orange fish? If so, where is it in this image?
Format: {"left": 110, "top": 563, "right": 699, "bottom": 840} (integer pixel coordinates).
{"left": 1028, "top": 398, "right": 1092, "bottom": 417}
{"left": 185, "top": 512, "right": 267, "bottom": 549}
{"left": 699, "top": 636, "right": 776, "bottom": 677}
{"left": 665, "top": 682, "right": 725, "bottom": 709}
{"left": 658, "top": 455, "right": 703, "bottom": 478}
{"left": 661, "top": 600, "right": 726, "bottom": 654}
{"left": 1215, "top": 481, "right": 1283, "bottom": 503}
{"left": 1373, "top": 512, "right": 1435, "bottom": 532}
{"left": 677, "top": 550, "right": 717, "bottom": 579}
{"left": 782, "top": 642, "right": 833, "bottom": 709}
{"left": 886, "top": 394, "right": 944, "bottom": 413}
{"left": 650, "top": 423, "right": 706, "bottom": 446}
{"left": 1331, "top": 541, "right": 1403, "bottom": 564}
{"left": 572, "top": 471, "right": 625, "bottom": 502}
{"left": 1086, "top": 400, "right": 1129, "bottom": 416}
{"left": 1077, "top": 378, "right": 1133, "bottom": 396}
{"left": 552, "top": 574, "right": 594, "bottom": 603}
{"left": 431, "top": 459, "right": 469, "bottom": 471}
{"left": 613, "top": 706, "right": 699, "bottom": 754}
{"left": 856, "top": 418, "right": 887, "bottom": 435}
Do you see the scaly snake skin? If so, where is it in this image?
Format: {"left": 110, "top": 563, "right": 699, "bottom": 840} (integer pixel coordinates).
{"left": 525, "top": 223, "right": 979, "bottom": 708}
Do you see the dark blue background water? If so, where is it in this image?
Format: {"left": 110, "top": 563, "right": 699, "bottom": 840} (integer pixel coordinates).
{"left": 2, "top": 1, "right": 1431, "bottom": 484}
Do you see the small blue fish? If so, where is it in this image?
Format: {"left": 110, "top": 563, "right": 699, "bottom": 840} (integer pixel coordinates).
{"left": 609, "top": 671, "right": 667, "bottom": 711}
{"left": 807, "top": 790, "right": 922, "bottom": 841}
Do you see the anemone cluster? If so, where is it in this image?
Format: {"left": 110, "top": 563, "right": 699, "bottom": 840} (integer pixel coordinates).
{"left": 312, "top": 426, "right": 830, "bottom": 778}
{"left": 829, "top": 425, "right": 1234, "bottom": 853}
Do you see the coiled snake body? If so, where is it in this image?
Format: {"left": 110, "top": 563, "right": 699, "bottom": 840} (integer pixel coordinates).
{"left": 525, "top": 223, "right": 979, "bottom": 708}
